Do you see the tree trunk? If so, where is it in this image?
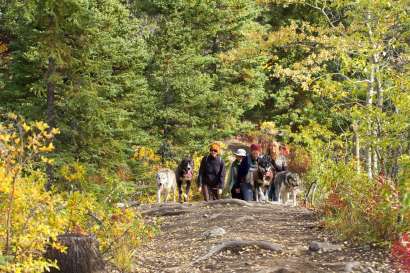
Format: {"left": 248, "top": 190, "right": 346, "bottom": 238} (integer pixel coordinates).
{"left": 44, "top": 233, "right": 105, "bottom": 273}
{"left": 352, "top": 122, "right": 360, "bottom": 174}
{"left": 365, "top": 62, "right": 375, "bottom": 179}
{"left": 373, "top": 63, "right": 384, "bottom": 177}
{"left": 365, "top": 11, "right": 375, "bottom": 180}
{"left": 45, "top": 58, "right": 56, "bottom": 191}
{"left": 375, "top": 65, "right": 383, "bottom": 109}
{"left": 372, "top": 149, "right": 378, "bottom": 175}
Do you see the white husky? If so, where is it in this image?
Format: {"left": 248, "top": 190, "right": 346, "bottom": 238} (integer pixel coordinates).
{"left": 156, "top": 169, "right": 177, "bottom": 203}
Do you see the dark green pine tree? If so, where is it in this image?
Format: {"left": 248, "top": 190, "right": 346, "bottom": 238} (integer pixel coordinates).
{"left": 133, "top": 0, "right": 267, "bottom": 156}
{"left": 0, "top": 0, "right": 153, "bottom": 184}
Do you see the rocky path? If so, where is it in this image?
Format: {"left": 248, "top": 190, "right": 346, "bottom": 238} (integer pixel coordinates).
{"left": 133, "top": 200, "right": 398, "bottom": 273}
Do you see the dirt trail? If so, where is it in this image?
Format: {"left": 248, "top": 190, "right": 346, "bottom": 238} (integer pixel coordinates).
{"left": 133, "top": 201, "right": 398, "bottom": 273}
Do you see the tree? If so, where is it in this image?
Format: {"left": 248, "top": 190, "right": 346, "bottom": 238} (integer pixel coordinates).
{"left": 134, "top": 0, "right": 267, "bottom": 157}
{"left": 257, "top": 0, "right": 409, "bottom": 181}
{"left": 0, "top": 0, "right": 152, "bottom": 186}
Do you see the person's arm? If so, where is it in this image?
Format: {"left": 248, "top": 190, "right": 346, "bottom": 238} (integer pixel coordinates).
{"left": 282, "top": 157, "right": 288, "bottom": 171}
{"left": 232, "top": 163, "right": 241, "bottom": 189}
{"left": 237, "top": 156, "right": 249, "bottom": 183}
{"left": 197, "top": 157, "right": 206, "bottom": 188}
{"left": 278, "top": 155, "right": 288, "bottom": 171}
{"left": 272, "top": 158, "right": 281, "bottom": 172}
{"left": 227, "top": 163, "right": 234, "bottom": 191}
{"left": 218, "top": 159, "right": 226, "bottom": 189}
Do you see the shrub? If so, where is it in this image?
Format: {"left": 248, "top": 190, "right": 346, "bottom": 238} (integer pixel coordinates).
{"left": 0, "top": 115, "right": 157, "bottom": 272}
{"left": 307, "top": 156, "right": 408, "bottom": 243}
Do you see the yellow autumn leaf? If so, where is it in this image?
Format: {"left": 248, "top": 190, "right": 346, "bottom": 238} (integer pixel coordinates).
{"left": 35, "top": 121, "right": 49, "bottom": 132}
{"left": 38, "top": 142, "right": 54, "bottom": 152}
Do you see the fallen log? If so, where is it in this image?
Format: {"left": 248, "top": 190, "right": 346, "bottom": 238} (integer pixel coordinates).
{"left": 44, "top": 233, "right": 105, "bottom": 273}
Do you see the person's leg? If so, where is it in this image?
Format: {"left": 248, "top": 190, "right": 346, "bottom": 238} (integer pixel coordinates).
{"left": 214, "top": 187, "right": 220, "bottom": 200}
{"left": 240, "top": 183, "right": 253, "bottom": 201}
{"left": 202, "top": 184, "right": 210, "bottom": 201}
{"left": 269, "top": 184, "right": 277, "bottom": 201}
{"left": 231, "top": 187, "right": 241, "bottom": 199}
{"left": 231, "top": 187, "right": 235, "bottom": 198}
{"left": 275, "top": 184, "right": 281, "bottom": 203}
{"left": 208, "top": 187, "right": 218, "bottom": 200}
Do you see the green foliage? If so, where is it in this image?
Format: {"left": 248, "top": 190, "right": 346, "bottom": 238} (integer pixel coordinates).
{"left": 1, "top": 0, "right": 152, "bottom": 177}
{"left": 257, "top": 0, "right": 409, "bottom": 244}
{"left": 0, "top": 115, "right": 156, "bottom": 272}
{"left": 311, "top": 159, "right": 406, "bottom": 243}
{"left": 136, "top": 0, "right": 267, "bottom": 154}
{"left": 291, "top": 126, "right": 409, "bottom": 243}
{"left": 0, "top": 0, "right": 409, "bottom": 266}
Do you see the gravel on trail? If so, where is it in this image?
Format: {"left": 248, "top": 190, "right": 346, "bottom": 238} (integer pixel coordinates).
{"left": 129, "top": 201, "right": 400, "bottom": 273}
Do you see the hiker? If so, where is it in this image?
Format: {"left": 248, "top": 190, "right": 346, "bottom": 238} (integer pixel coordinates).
{"left": 267, "top": 141, "right": 289, "bottom": 201}
{"left": 237, "top": 143, "right": 262, "bottom": 201}
{"left": 197, "top": 143, "right": 226, "bottom": 201}
{"left": 227, "top": 148, "right": 246, "bottom": 199}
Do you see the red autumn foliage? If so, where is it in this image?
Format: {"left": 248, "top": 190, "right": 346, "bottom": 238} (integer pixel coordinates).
{"left": 391, "top": 233, "right": 410, "bottom": 272}
{"left": 323, "top": 192, "right": 347, "bottom": 216}
{"left": 287, "top": 146, "right": 312, "bottom": 175}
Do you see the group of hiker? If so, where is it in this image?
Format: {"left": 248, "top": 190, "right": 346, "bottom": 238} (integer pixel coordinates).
{"left": 197, "top": 142, "right": 289, "bottom": 201}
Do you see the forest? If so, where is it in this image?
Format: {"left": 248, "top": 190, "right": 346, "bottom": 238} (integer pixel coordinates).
{"left": 0, "top": 0, "right": 409, "bottom": 272}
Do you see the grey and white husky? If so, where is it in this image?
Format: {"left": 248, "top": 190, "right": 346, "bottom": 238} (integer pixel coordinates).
{"left": 273, "top": 171, "right": 301, "bottom": 206}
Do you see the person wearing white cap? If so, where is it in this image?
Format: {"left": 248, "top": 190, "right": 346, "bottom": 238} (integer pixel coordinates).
{"left": 227, "top": 148, "right": 247, "bottom": 199}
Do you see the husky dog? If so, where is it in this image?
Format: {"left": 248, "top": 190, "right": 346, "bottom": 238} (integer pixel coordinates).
{"left": 252, "top": 155, "right": 274, "bottom": 202}
{"left": 156, "top": 169, "right": 177, "bottom": 203}
{"left": 273, "top": 171, "right": 300, "bottom": 206}
{"left": 175, "top": 158, "right": 194, "bottom": 203}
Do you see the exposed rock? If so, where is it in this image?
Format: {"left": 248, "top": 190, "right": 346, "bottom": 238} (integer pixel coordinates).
{"left": 209, "top": 213, "right": 223, "bottom": 220}
{"left": 345, "top": 261, "right": 361, "bottom": 272}
{"left": 309, "top": 241, "right": 343, "bottom": 252}
{"left": 234, "top": 215, "right": 255, "bottom": 223}
{"left": 203, "top": 227, "right": 226, "bottom": 239}
{"left": 256, "top": 267, "right": 297, "bottom": 273}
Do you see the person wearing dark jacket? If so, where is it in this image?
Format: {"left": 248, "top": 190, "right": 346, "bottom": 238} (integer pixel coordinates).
{"left": 236, "top": 143, "right": 262, "bottom": 201}
{"left": 197, "top": 143, "right": 226, "bottom": 201}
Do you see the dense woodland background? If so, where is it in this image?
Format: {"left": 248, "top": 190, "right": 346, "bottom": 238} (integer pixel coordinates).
{"left": 0, "top": 0, "right": 409, "bottom": 272}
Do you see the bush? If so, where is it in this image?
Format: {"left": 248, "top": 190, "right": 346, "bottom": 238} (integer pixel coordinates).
{"left": 306, "top": 156, "right": 408, "bottom": 243}
{"left": 0, "top": 116, "right": 67, "bottom": 272}
{"left": 0, "top": 115, "right": 157, "bottom": 272}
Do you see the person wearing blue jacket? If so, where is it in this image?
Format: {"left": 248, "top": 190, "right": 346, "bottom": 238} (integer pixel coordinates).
{"left": 236, "top": 144, "right": 262, "bottom": 201}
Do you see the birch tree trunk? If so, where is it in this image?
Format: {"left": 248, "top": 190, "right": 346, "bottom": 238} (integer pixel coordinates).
{"left": 365, "top": 11, "right": 375, "bottom": 179}
{"left": 366, "top": 62, "right": 375, "bottom": 179}
{"left": 352, "top": 122, "right": 360, "bottom": 174}
{"left": 373, "top": 62, "right": 384, "bottom": 176}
